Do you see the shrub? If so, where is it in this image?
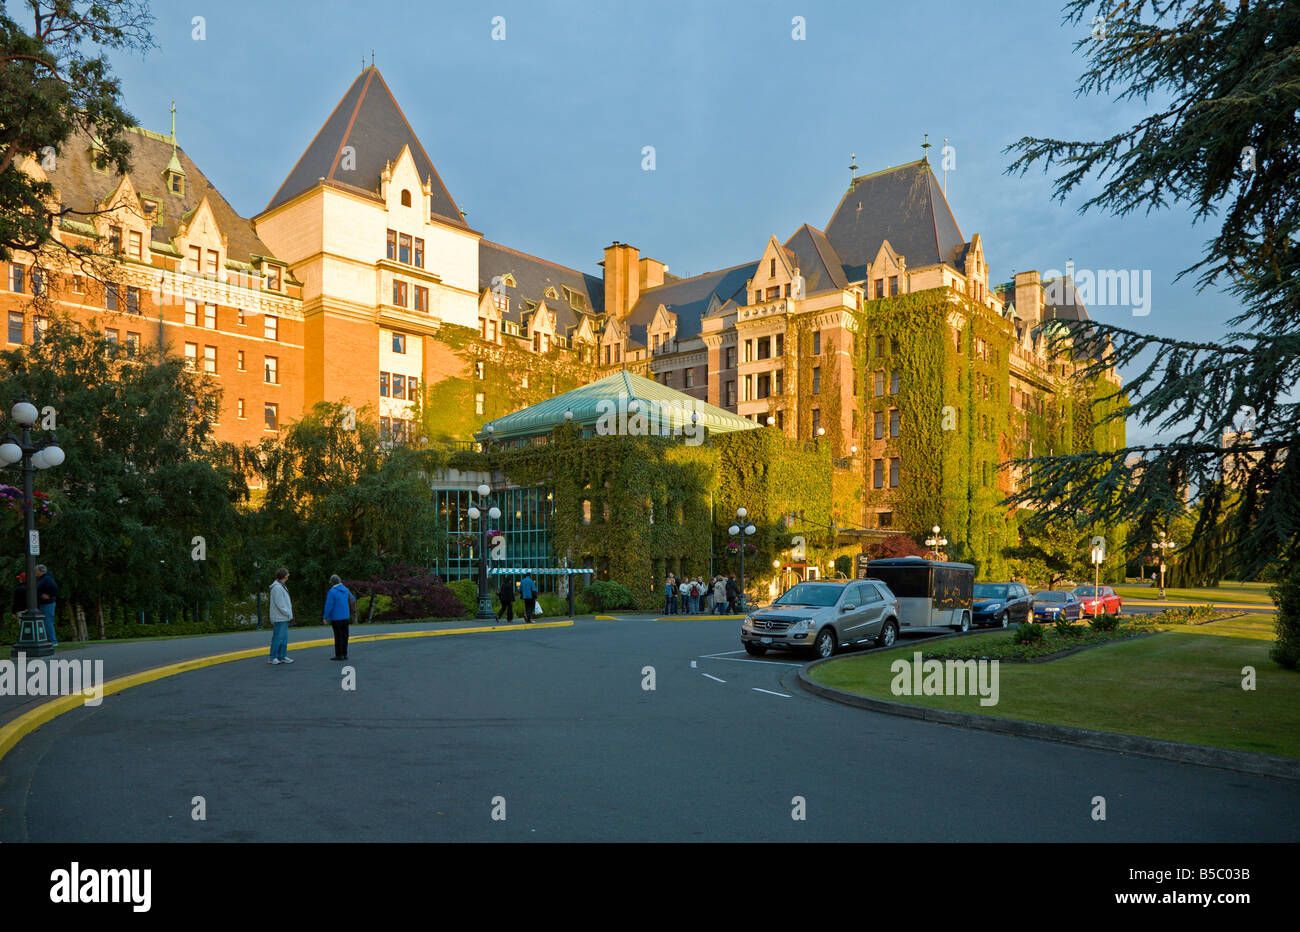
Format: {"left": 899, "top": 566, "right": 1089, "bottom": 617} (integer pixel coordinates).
{"left": 584, "top": 580, "right": 638, "bottom": 611}
{"left": 1089, "top": 612, "right": 1122, "bottom": 632}
{"left": 355, "top": 593, "right": 393, "bottom": 622}
{"left": 344, "top": 564, "right": 465, "bottom": 621}
{"left": 1270, "top": 567, "right": 1300, "bottom": 670}
{"left": 1054, "top": 614, "right": 1081, "bottom": 637}
{"left": 447, "top": 579, "right": 480, "bottom": 617}
{"left": 537, "top": 593, "right": 568, "bottom": 617}
{"left": 1013, "top": 621, "right": 1045, "bottom": 644}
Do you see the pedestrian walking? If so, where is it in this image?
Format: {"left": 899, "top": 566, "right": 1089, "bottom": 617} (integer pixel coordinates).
{"left": 664, "top": 574, "right": 677, "bottom": 615}
{"left": 496, "top": 575, "right": 515, "bottom": 623}
{"left": 713, "top": 576, "right": 728, "bottom": 614}
{"left": 268, "top": 568, "right": 294, "bottom": 665}
{"left": 521, "top": 572, "right": 537, "bottom": 623}
{"left": 323, "top": 574, "right": 355, "bottom": 661}
{"left": 726, "top": 573, "right": 740, "bottom": 614}
{"left": 35, "top": 564, "right": 57, "bottom": 646}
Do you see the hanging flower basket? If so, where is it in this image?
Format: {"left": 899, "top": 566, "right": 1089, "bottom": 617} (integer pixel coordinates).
{"left": 0, "top": 485, "right": 59, "bottom": 524}
{"left": 726, "top": 541, "right": 757, "bottom": 555}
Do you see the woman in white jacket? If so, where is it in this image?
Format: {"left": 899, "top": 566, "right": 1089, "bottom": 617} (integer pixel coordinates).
{"left": 268, "top": 567, "right": 294, "bottom": 665}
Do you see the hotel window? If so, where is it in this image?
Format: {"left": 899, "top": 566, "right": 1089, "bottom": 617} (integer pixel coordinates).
{"left": 878, "top": 511, "right": 893, "bottom": 528}
{"left": 770, "top": 258, "right": 776, "bottom": 278}
{"left": 890, "top": 370, "right": 900, "bottom": 394}
{"left": 379, "top": 416, "right": 391, "bottom": 440}
{"left": 237, "top": 399, "right": 246, "bottom": 419}
{"left": 889, "top": 276, "right": 899, "bottom": 296}
{"left": 724, "top": 346, "right": 736, "bottom": 369}
{"left": 7, "top": 312, "right": 22, "bottom": 344}
{"left": 125, "top": 332, "right": 139, "bottom": 357}
{"left": 811, "top": 408, "right": 821, "bottom": 436}
{"left": 775, "top": 370, "right": 783, "bottom": 395}
{"left": 757, "top": 337, "right": 770, "bottom": 360}
{"left": 725, "top": 381, "right": 736, "bottom": 406}
{"left": 32, "top": 316, "right": 46, "bottom": 345}
{"left": 380, "top": 372, "right": 390, "bottom": 396}
{"left": 775, "top": 333, "right": 783, "bottom": 356}
{"left": 237, "top": 350, "right": 245, "bottom": 371}
{"left": 393, "top": 280, "right": 409, "bottom": 307}
{"left": 742, "top": 374, "right": 752, "bottom": 401}
{"left": 128, "top": 230, "right": 143, "bottom": 260}
{"left": 873, "top": 459, "right": 884, "bottom": 489}
{"left": 874, "top": 411, "right": 884, "bottom": 440}
{"left": 889, "top": 458, "right": 900, "bottom": 488}
{"left": 105, "top": 329, "right": 119, "bottom": 345}
{"left": 401, "top": 189, "right": 412, "bottom": 207}
{"left": 685, "top": 368, "right": 695, "bottom": 389}
{"left": 398, "top": 234, "right": 411, "bottom": 265}
{"left": 874, "top": 337, "right": 884, "bottom": 357}
{"left": 264, "top": 356, "right": 278, "bottom": 384}
{"left": 874, "top": 278, "right": 884, "bottom": 299}
{"left": 206, "top": 250, "right": 219, "bottom": 276}
{"left": 106, "top": 284, "right": 118, "bottom": 311}
{"left": 265, "top": 315, "right": 278, "bottom": 341}
{"left": 754, "top": 290, "right": 761, "bottom": 304}
{"left": 188, "top": 245, "right": 202, "bottom": 272}
{"left": 386, "top": 229, "right": 397, "bottom": 260}
{"left": 812, "top": 330, "right": 821, "bottom": 355}
{"left": 765, "top": 286, "right": 780, "bottom": 301}
{"left": 264, "top": 403, "right": 278, "bottom": 431}
{"left": 890, "top": 338, "right": 900, "bottom": 354}
{"left": 203, "top": 345, "right": 217, "bottom": 373}
{"left": 520, "top": 375, "right": 528, "bottom": 389}
{"left": 184, "top": 342, "right": 197, "bottom": 369}
{"left": 744, "top": 339, "right": 754, "bottom": 362}
{"left": 142, "top": 199, "right": 158, "bottom": 224}
{"left": 266, "top": 266, "right": 281, "bottom": 291}
{"left": 414, "top": 286, "right": 429, "bottom": 312}
{"left": 475, "top": 361, "right": 485, "bottom": 380}
{"left": 414, "top": 238, "right": 424, "bottom": 268}
{"left": 392, "top": 332, "right": 406, "bottom": 353}
{"left": 73, "top": 275, "right": 85, "bottom": 294}
{"left": 812, "top": 366, "right": 821, "bottom": 394}
{"left": 185, "top": 301, "right": 197, "bottom": 326}
{"left": 204, "top": 304, "right": 216, "bottom": 329}
{"left": 889, "top": 408, "right": 900, "bottom": 438}
{"left": 109, "top": 226, "right": 122, "bottom": 252}
{"left": 475, "top": 392, "right": 485, "bottom": 415}
{"left": 392, "top": 374, "right": 406, "bottom": 400}
{"left": 757, "top": 374, "right": 770, "bottom": 398}
{"left": 408, "top": 376, "right": 418, "bottom": 398}
{"left": 874, "top": 371, "right": 885, "bottom": 397}
{"left": 8, "top": 264, "right": 23, "bottom": 293}
{"left": 126, "top": 286, "right": 139, "bottom": 314}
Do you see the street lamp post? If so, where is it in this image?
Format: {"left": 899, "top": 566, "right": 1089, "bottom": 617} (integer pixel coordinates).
{"left": 467, "top": 482, "right": 502, "bottom": 619}
{"left": 924, "top": 525, "right": 948, "bottom": 561}
{"left": 728, "top": 507, "right": 757, "bottom": 612}
{"left": 1152, "top": 531, "right": 1176, "bottom": 598}
{"left": 0, "top": 396, "right": 66, "bottom": 657}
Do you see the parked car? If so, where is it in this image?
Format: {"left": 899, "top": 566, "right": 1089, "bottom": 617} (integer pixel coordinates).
{"left": 972, "top": 582, "right": 1033, "bottom": 627}
{"left": 741, "top": 579, "right": 901, "bottom": 659}
{"left": 1072, "top": 585, "right": 1122, "bottom": 616}
{"left": 1031, "top": 590, "right": 1083, "bottom": 622}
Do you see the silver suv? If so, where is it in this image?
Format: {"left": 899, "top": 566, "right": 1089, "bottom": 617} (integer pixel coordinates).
{"left": 741, "top": 579, "right": 901, "bottom": 659}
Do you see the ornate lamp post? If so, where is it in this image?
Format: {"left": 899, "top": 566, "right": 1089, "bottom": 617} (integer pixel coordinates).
{"left": 925, "top": 525, "right": 948, "bottom": 561}
{"left": 467, "top": 482, "right": 501, "bottom": 619}
{"left": 0, "top": 396, "right": 66, "bottom": 657}
{"left": 728, "top": 506, "right": 757, "bottom": 612}
{"left": 1152, "top": 530, "right": 1176, "bottom": 599}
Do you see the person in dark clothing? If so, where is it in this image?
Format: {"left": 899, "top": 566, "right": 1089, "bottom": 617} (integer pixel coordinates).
{"left": 725, "top": 574, "right": 740, "bottom": 614}
{"left": 520, "top": 573, "right": 537, "bottom": 624}
{"left": 11, "top": 573, "right": 26, "bottom": 619}
{"left": 35, "top": 565, "right": 57, "bottom": 646}
{"left": 496, "top": 576, "right": 515, "bottom": 623}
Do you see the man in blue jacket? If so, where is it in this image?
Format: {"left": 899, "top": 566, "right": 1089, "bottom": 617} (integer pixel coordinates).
{"left": 323, "top": 574, "right": 356, "bottom": 661}
{"left": 520, "top": 572, "right": 537, "bottom": 624}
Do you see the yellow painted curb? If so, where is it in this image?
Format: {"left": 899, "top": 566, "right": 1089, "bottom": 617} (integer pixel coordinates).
{"left": 594, "top": 615, "right": 621, "bottom": 621}
{"left": 653, "top": 615, "right": 745, "bottom": 621}
{"left": 1124, "top": 600, "right": 1272, "bottom": 609}
{"left": 0, "top": 620, "right": 573, "bottom": 764}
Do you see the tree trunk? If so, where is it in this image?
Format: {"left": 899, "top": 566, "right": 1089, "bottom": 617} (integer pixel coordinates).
{"left": 96, "top": 601, "right": 105, "bottom": 640}
{"left": 74, "top": 602, "right": 89, "bottom": 642}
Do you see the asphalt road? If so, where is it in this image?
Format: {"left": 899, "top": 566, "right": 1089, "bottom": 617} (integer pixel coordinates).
{"left": 1, "top": 618, "right": 1295, "bottom": 842}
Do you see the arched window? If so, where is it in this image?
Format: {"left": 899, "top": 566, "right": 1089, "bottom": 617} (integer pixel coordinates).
{"left": 400, "top": 189, "right": 412, "bottom": 207}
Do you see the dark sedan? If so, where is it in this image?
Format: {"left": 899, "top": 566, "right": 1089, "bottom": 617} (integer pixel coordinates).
{"left": 1031, "top": 590, "right": 1083, "bottom": 623}
{"left": 972, "top": 582, "right": 1032, "bottom": 627}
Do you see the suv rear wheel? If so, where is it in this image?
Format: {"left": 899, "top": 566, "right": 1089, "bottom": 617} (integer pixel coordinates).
{"left": 813, "top": 627, "right": 837, "bottom": 659}
{"left": 743, "top": 642, "right": 768, "bottom": 657}
{"left": 876, "top": 618, "right": 898, "bottom": 648}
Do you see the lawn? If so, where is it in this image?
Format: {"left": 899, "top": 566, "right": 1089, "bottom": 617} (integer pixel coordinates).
{"left": 1115, "top": 580, "right": 1274, "bottom": 605}
{"left": 808, "top": 615, "right": 1300, "bottom": 758}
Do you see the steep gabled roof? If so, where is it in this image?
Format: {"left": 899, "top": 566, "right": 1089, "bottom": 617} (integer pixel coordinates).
{"left": 262, "top": 67, "right": 466, "bottom": 227}
{"left": 824, "top": 159, "right": 966, "bottom": 281}
{"left": 624, "top": 260, "right": 758, "bottom": 345}
{"left": 478, "top": 239, "right": 604, "bottom": 336}
{"left": 49, "top": 125, "right": 275, "bottom": 264}
{"left": 783, "top": 223, "right": 848, "bottom": 294}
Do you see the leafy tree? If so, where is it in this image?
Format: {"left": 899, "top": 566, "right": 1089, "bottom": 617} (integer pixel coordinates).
{"left": 1004, "top": 0, "right": 1300, "bottom": 665}
{"left": 0, "top": 0, "right": 153, "bottom": 264}
{"left": 0, "top": 316, "right": 245, "bottom": 636}
{"left": 253, "top": 402, "right": 449, "bottom": 616}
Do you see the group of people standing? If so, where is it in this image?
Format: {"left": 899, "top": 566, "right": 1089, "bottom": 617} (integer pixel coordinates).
{"left": 10, "top": 564, "right": 59, "bottom": 645}
{"left": 267, "top": 568, "right": 356, "bottom": 665}
{"left": 664, "top": 573, "right": 739, "bottom": 615}
{"left": 495, "top": 573, "right": 538, "bottom": 624}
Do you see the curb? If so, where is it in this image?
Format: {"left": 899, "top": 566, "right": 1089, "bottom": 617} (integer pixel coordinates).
{"left": 796, "top": 656, "right": 1300, "bottom": 783}
{"left": 0, "top": 619, "right": 573, "bottom": 765}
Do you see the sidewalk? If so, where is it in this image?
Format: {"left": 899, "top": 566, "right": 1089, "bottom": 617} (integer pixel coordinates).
{"left": 0, "top": 617, "right": 566, "bottom": 727}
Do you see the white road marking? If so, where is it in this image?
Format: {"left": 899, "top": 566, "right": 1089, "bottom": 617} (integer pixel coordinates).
{"left": 701, "top": 673, "right": 726, "bottom": 684}
{"left": 752, "top": 688, "right": 792, "bottom": 698}
{"left": 699, "top": 651, "right": 803, "bottom": 667}
{"left": 690, "top": 660, "right": 697, "bottom": 668}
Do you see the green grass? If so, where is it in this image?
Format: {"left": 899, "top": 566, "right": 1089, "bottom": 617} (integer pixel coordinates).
{"left": 808, "top": 615, "right": 1300, "bottom": 757}
{"left": 1115, "top": 580, "right": 1274, "bottom": 604}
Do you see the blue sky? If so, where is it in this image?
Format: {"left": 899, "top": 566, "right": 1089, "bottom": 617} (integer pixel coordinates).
{"left": 111, "top": 0, "right": 1239, "bottom": 443}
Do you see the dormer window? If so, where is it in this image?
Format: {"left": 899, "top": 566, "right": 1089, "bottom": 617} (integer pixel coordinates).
{"left": 265, "top": 265, "right": 282, "bottom": 291}
{"left": 168, "top": 172, "right": 184, "bottom": 195}
{"left": 562, "top": 285, "right": 586, "bottom": 311}
{"left": 544, "top": 286, "right": 559, "bottom": 301}
{"left": 400, "top": 189, "right": 412, "bottom": 207}
{"left": 770, "top": 258, "right": 776, "bottom": 278}
{"left": 141, "top": 199, "right": 159, "bottom": 225}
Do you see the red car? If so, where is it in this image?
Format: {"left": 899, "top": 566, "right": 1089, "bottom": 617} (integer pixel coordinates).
{"left": 1072, "top": 586, "right": 1122, "bottom": 616}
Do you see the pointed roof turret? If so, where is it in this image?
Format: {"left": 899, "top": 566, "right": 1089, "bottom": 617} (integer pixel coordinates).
{"left": 261, "top": 66, "right": 466, "bottom": 227}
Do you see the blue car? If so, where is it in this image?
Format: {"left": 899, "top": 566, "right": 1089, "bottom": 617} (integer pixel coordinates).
{"left": 1031, "top": 590, "right": 1083, "bottom": 623}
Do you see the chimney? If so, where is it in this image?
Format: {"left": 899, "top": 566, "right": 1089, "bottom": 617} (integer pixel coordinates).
{"left": 1014, "top": 270, "right": 1042, "bottom": 328}
{"left": 638, "top": 256, "right": 667, "bottom": 291}
{"left": 602, "top": 242, "right": 640, "bottom": 320}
